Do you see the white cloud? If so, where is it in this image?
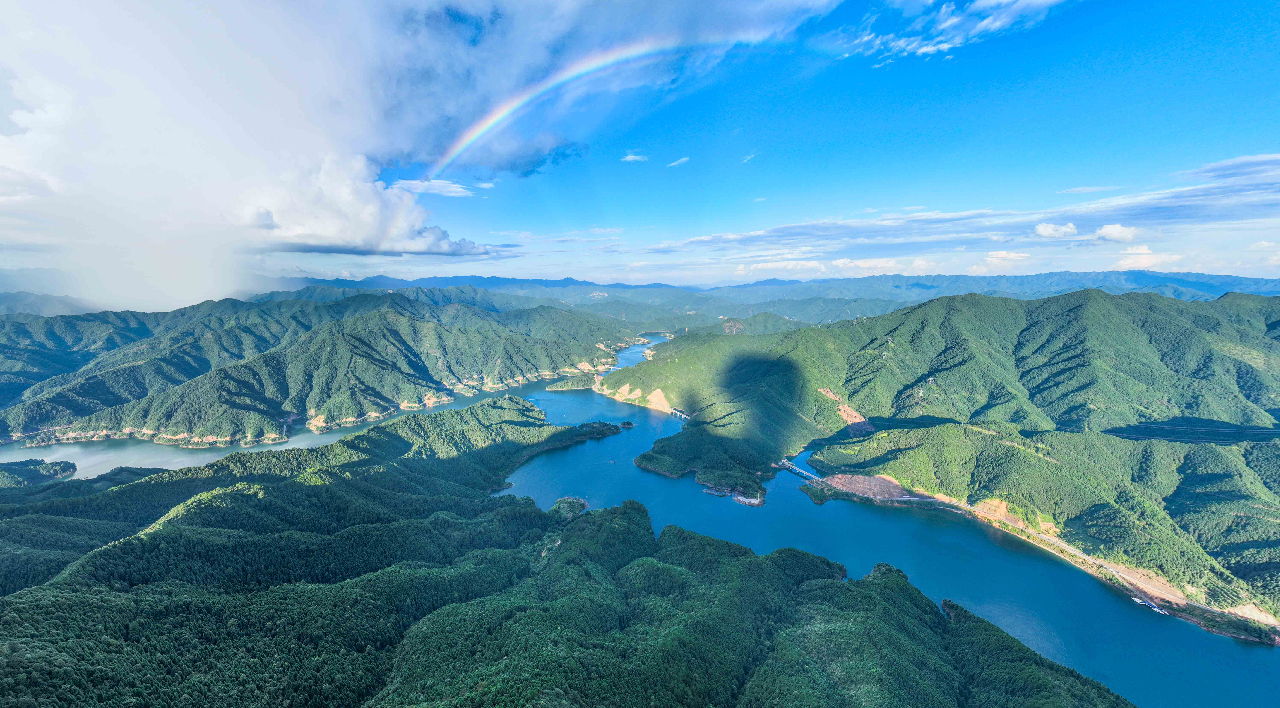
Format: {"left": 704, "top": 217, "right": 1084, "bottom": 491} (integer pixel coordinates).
{"left": 621, "top": 155, "right": 1280, "bottom": 281}
{"left": 667, "top": 157, "right": 690, "bottom": 167}
{"left": 734, "top": 260, "right": 827, "bottom": 275}
{"left": 474, "top": 182, "right": 495, "bottom": 189}
{"left": 1122, "top": 245, "right": 1151, "bottom": 254}
{"left": 394, "top": 179, "right": 473, "bottom": 197}
{"left": 249, "top": 155, "right": 485, "bottom": 256}
{"left": 817, "top": 0, "right": 1072, "bottom": 59}
{"left": 1033, "top": 222, "right": 1138, "bottom": 242}
{"left": 0, "top": 0, "right": 838, "bottom": 307}
{"left": 1178, "top": 153, "right": 1280, "bottom": 182}
{"left": 986, "top": 251, "right": 1030, "bottom": 262}
{"left": 753, "top": 197, "right": 767, "bottom": 202}
{"left": 729, "top": 256, "right": 904, "bottom": 278}
{"left": 621, "top": 153, "right": 649, "bottom": 162}
{"left": 1248, "top": 241, "right": 1279, "bottom": 250}
{"left": 589, "top": 227, "right": 622, "bottom": 234}
{"left": 1035, "top": 222, "right": 1077, "bottom": 238}
{"left": 1115, "top": 251, "right": 1182, "bottom": 270}
{"left": 832, "top": 257, "right": 900, "bottom": 274}
{"left": 1094, "top": 223, "right": 1139, "bottom": 242}
{"left": 1059, "top": 186, "right": 1123, "bottom": 194}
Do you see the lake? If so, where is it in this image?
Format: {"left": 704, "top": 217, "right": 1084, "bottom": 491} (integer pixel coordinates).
{"left": 3, "top": 335, "right": 1276, "bottom": 707}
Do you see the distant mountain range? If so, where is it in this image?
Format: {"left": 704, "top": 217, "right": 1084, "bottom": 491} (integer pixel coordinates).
{"left": 276, "top": 270, "right": 1280, "bottom": 304}
{"left": 0, "top": 292, "right": 99, "bottom": 317}
{"left": 9, "top": 267, "right": 1280, "bottom": 315}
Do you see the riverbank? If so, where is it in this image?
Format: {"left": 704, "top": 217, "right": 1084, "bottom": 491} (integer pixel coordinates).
{"left": 589, "top": 355, "right": 1280, "bottom": 644}
{"left": 10, "top": 331, "right": 1276, "bottom": 707}
{"left": 4, "top": 347, "right": 635, "bottom": 451}
{"left": 799, "top": 475, "right": 1280, "bottom": 645}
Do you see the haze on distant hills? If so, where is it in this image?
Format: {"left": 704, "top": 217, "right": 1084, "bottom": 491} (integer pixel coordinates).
{"left": 0, "top": 293, "right": 99, "bottom": 317}
{"left": 276, "top": 269, "right": 1280, "bottom": 303}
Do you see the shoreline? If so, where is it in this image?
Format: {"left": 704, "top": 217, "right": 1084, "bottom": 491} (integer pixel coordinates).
{"left": 800, "top": 479, "right": 1280, "bottom": 646}
{"left": 580, "top": 372, "right": 1280, "bottom": 645}
{"left": 2, "top": 348, "right": 634, "bottom": 452}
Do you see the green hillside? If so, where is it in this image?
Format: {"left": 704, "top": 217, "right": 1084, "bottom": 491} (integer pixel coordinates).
{"left": 0, "top": 458, "right": 75, "bottom": 488}
{"left": 809, "top": 424, "right": 1280, "bottom": 618}
{"left": 686, "top": 313, "right": 813, "bottom": 337}
{"left": 0, "top": 292, "right": 98, "bottom": 317}
{"left": 0, "top": 397, "right": 1130, "bottom": 707}
{"left": 249, "top": 284, "right": 574, "bottom": 313}
{"left": 249, "top": 281, "right": 933, "bottom": 332}
{"left": 601, "top": 290, "right": 1280, "bottom": 619}
{"left": 0, "top": 288, "right": 634, "bottom": 447}
{"left": 723, "top": 296, "right": 908, "bottom": 323}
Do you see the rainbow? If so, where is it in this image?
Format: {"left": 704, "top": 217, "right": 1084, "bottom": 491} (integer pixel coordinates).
{"left": 428, "top": 38, "right": 736, "bottom": 179}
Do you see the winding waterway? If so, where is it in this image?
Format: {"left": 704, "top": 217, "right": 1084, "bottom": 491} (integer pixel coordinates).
{"left": 3, "top": 336, "right": 1277, "bottom": 707}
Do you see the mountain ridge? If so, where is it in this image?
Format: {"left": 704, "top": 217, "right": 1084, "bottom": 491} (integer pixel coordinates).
{"left": 0, "top": 397, "right": 1133, "bottom": 707}
{"left": 599, "top": 289, "right": 1280, "bottom": 632}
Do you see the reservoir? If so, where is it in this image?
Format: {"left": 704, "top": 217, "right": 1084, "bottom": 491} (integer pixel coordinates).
{"left": 3, "top": 336, "right": 1277, "bottom": 707}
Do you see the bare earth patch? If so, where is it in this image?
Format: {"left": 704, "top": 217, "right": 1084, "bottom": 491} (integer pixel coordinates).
{"left": 972, "top": 499, "right": 1026, "bottom": 529}
{"left": 837, "top": 404, "right": 875, "bottom": 433}
{"left": 1104, "top": 561, "right": 1191, "bottom": 605}
{"left": 1227, "top": 604, "right": 1280, "bottom": 625}
{"left": 824, "top": 474, "right": 921, "bottom": 499}
{"left": 646, "top": 388, "right": 672, "bottom": 413}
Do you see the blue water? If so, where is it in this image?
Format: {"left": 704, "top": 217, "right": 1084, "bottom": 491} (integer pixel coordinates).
{"left": 0, "top": 340, "right": 653, "bottom": 479}
{"left": 3, "top": 336, "right": 1277, "bottom": 706}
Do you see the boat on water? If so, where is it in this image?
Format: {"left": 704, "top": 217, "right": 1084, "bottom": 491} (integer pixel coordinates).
{"left": 1133, "top": 597, "right": 1171, "bottom": 615}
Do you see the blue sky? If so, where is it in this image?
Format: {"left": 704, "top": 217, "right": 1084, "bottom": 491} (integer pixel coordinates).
{"left": 356, "top": 0, "right": 1280, "bottom": 283}
{"left": 1, "top": 1, "right": 1278, "bottom": 304}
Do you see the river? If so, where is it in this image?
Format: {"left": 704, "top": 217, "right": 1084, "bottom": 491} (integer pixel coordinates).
{"left": 3, "top": 336, "right": 1277, "bottom": 707}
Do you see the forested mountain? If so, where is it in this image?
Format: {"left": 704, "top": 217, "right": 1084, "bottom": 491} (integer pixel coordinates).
{"left": 256, "top": 284, "right": 909, "bottom": 331}
{"left": 0, "top": 458, "right": 75, "bottom": 488}
{"left": 0, "top": 292, "right": 98, "bottom": 317}
{"left": 732, "top": 296, "right": 908, "bottom": 322}
{"left": 0, "top": 397, "right": 1131, "bottom": 707}
{"left": 282, "top": 269, "right": 1280, "bottom": 305}
{"left": 600, "top": 290, "right": 1280, "bottom": 625}
{"left": 701, "top": 271, "right": 1280, "bottom": 303}
{"left": 0, "top": 287, "right": 634, "bottom": 448}
{"left": 248, "top": 284, "right": 573, "bottom": 312}
{"left": 259, "top": 270, "right": 1280, "bottom": 336}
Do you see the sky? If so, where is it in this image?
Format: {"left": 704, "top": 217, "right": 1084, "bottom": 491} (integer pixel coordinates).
{"left": 1, "top": 1, "right": 1278, "bottom": 307}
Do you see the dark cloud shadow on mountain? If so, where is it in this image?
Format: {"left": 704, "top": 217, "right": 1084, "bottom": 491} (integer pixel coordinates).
{"left": 634, "top": 353, "right": 811, "bottom": 496}
{"left": 1104, "top": 417, "right": 1280, "bottom": 444}
{"left": 805, "top": 414, "right": 962, "bottom": 449}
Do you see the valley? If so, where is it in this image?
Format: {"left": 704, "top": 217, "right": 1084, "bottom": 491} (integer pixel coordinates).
{"left": 7, "top": 282, "right": 1280, "bottom": 706}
